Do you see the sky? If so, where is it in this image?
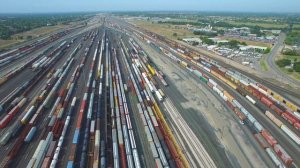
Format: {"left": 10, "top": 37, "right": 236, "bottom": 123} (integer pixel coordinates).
{"left": 0, "top": 0, "right": 299, "bottom": 13}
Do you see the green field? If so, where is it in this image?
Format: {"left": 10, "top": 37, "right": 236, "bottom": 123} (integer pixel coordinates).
{"left": 226, "top": 21, "right": 288, "bottom": 29}
{"left": 260, "top": 59, "right": 269, "bottom": 71}
{"left": 276, "top": 54, "right": 300, "bottom": 81}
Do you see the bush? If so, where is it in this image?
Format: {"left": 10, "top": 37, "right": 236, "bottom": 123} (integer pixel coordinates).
{"left": 193, "top": 31, "right": 217, "bottom": 37}
{"left": 282, "top": 49, "right": 300, "bottom": 56}
{"left": 293, "top": 62, "right": 300, "bottom": 72}
{"left": 276, "top": 59, "right": 291, "bottom": 67}
{"left": 264, "top": 47, "right": 271, "bottom": 54}
{"left": 200, "top": 37, "right": 214, "bottom": 45}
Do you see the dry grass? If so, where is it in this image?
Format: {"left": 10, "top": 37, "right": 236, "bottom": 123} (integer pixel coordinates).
{"left": 12, "top": 24, "right": 67, "bottom": 40}
{"left": 0, "top": 24, "right": 68, "bottom": 50}
{"left": 130, "top": 20, "right": 194, "bottom": 40}
{"left": 219, "top": 36, "right": 272, "bottom": 48}
{"left": 227, "top": 21, "right": 288, "bottom": 29}
{"left": 0, "top": 39, "right": 22, "bottom": 50}
{"left": 277, "top": 54, "right": 300, "bottom": 81}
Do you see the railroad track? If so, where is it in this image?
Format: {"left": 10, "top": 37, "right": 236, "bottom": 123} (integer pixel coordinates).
{"left": 163, "top": 98, "right": 217, "bottom": 168}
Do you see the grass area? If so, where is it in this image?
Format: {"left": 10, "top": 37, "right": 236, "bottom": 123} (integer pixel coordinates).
{"left": 279, "top": 67, "right": 300, "bottom": 81}
{"left": 219, "top": 36, "right": 272, "bottom": 48}
{"left": 277, "top": 54, "right": 300, "bottom": 61}
{"left": 130, "top": 20, "right": 194, "bottom": 40}
{"left": 276, "top": 54, "right": 300, "bottom": 81}
{"left": 12, "top": 24, "right": 67, "bottom": 40}
{"left": 0, "top": 24, "right": 67, "bottom": 50}
{"left": 226, "top": 21, "right": 288, "bottom": 29}
{"left": 0, "top": 39, "right": 22, "bottom": 50}
{"left": 260, "top": 59, "right": 269, "bottom": 71}
{"left": 293, "top": 24, "right": 300, "bottom": 29}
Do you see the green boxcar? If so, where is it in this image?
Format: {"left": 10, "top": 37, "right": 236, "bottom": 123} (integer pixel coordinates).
{"left": 200, "top": 76, "right": 208, "bottom": 83}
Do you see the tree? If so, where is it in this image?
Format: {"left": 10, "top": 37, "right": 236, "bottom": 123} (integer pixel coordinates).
{"left": 173, "top": 33, "right": 177, "bottom": 37}
{"left": 228, "top": 40, "right": 240, "bottom": 49}
{"left": 217, "top": 29, "right": 225, "bottom": 35}
{"left": 282, "top": 49, "right": 300, "bottom": 56}
{"left": 276, "top": 59, "right": 291, "bottom": 67}
{"left": 200, "top": 37, "right": 214, "bottom": 45}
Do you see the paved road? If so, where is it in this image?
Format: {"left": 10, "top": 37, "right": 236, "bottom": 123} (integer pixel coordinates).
{"left": 266, "top": 33, "right": 300, "bottom": 87}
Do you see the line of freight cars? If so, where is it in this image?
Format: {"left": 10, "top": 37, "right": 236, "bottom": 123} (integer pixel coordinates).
{"left": 113, "top": 44, "right": 144, "bottom": 168}
{"left": 144, "top": 35, "right": 300, "bottom": 143}
{"left": 191, "top": 67, "right": 294, "bottom": 167}
{"left": 171, "top": 48, "right": 300, "bottom": 145}
{"left": 146, "top": 40, "right": 294, "bottom": 167}
{"left": 0, "top": 33, "right": 86, "bottom": 167}
{"left": 120, "top": 41, "right": 169, "bottom": 168}
{"left": 120, "top": 38, "right": 188, "bottom": 168}
{"left": 0, "top": 40, "right": 63, "bottom": 87}
{"left": 127, "top": 40, "right": 164, "bottom": 102}
{"left": 0, "top": 28, "right": 74, "bottom": 74}
{"left": 0, "top": 40, "right": 69, "bottom": 114}
{"left": 130, "top": 22, "right": 300, "bottom": 117}
{"left": 92, "top": 33, "right": 105, "bottom": 168}
{"left": 67, "top": 30, "right": 99, "bottom": 168}
{"left": 50, "top": 32, "right": 98, "bottom": 168}
{"left": 0, "top": 42, "right": 70, "bottom": 130}
{"left": 0, "top": 27, "right": 78, "bottom": 62}
{"left": 138, "top": 27, "right": 300, "bottom": 117}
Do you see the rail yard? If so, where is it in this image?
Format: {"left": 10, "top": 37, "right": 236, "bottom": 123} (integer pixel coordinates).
{"left": 0, "top": 15, "right": 300, "bottom": 168}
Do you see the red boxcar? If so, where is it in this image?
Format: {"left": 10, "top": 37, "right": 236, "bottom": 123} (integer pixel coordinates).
{"left": 294, "top": 122, "right": 300, "bottom": 130}
{"left": 274, "top": 144, "right": 293, "bottom": 165}
{"left": 261, "top": 96, "right": 273, "bottom": 107}
{"left": 282, "top": 113, "right": 297, "bottom": 125}
{"left": 270, "top": 104, "right": 284, "bottom": 115}
{"left": 254, "top": 134, "right": 269, "bottom": 149}
{"left": 261, "top": 130, "right": 277, "bottom": 147}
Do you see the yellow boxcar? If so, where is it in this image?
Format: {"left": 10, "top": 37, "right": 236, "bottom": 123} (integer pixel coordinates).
{"left": 180, "top": 61, "right": 188, "bottom": 68}
{"left": 147, "top": 64, "right": 156, "bottom": 76}
{"left": 223, "top": 91, "right": 234, "bottom": 102}
{"left": 191, "top": 60, "right": 197, "bottom": 65}
{"left": 274, "top": 94, "right": 284, "bottom": 102}
{"left": 225, "top": 79, "right": 237, "bottom": 90}
{"left": 286, "top": 102, "right": 298, "bottom": 112}
{"left": 211, "top": 70, "right": 218, "bottom": 77}
{"left": 0, "top": 77, "right": 7, "bottom": 85}
{"left": 267, "top": 89, "right": 272, "bottom": 95}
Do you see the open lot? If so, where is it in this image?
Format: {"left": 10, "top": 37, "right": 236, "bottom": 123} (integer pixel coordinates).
{"left": 219, "top": 36, "right": 273, "bottom": 48}
{"left": 130, "top": 20, "right": 194, "bottom": 40}
{"left": 226, "top": 20, "right": 288, "bottom": 29}
{"left": 12, "top": 24, "right": 68, "bottom": 40}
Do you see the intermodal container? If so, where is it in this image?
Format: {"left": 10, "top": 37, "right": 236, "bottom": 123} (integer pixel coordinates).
{"left": 24, "top": 126, "right": 37, "bottom": 142}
